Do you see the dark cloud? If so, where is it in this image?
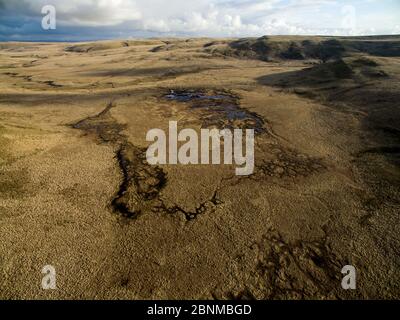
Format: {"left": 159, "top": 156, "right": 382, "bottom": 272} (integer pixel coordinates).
{"left": 0, "top": 0, "right": 397, "bottom": 41}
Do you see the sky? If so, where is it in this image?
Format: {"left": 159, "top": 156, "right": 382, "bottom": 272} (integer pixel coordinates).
{"left": 0, "top": 0, "right": 399, "bottom": 41}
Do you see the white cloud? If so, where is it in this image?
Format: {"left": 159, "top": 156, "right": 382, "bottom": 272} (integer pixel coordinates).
{"left": 0, "top": 0, "right": 399, "bottom": 38}
{"left": 392, "top": 25, "right": 400, "bottom": 35}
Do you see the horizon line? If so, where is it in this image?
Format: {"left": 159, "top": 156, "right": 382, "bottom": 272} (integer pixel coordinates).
{"left": 1, "top": 34, "right": 400, "bottom": 44}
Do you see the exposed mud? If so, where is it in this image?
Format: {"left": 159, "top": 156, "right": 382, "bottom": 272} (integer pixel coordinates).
{"left": 72, "top": 101, "right": 167, "bottom": 219}
{"left": 111, "top": 144, "right": 167, "bottom": 218}
{"left": 43, "top": 80, "right": 62, "bottom": 88}
{"left": 164, "top": 90, "right": 326, "bottom": 181}
{"left": 255, "top": 148, "right": 326, "bottom": 180}
{"left": 220, "top": 229, "right": 346, "bottom": 300}
{"left": 165, "top": 89, "right": 265, "bottom": 134}
{"left": 153, "top": 189, "right": 223, "bottom": 221}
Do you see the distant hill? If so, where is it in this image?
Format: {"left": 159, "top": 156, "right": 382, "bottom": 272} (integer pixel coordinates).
{"left": 204, "top": 35, "right": 400, "bottom": 62}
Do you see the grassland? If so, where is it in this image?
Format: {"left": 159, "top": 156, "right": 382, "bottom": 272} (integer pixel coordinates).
{"left": 0, "top": 36, "right": 399, "bottom": 299}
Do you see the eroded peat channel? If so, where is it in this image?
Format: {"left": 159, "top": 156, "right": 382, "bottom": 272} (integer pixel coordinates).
{"left": 71, "top": 90, "right": 325, "bottom": 221}
{"left": 72, "top": 101, "right": 166, "bottom": 219}
{"left": 70, "top": 96, "right": 227, "bottom": 221}
{"left": 166, "top": 89, "right": 265, "bottom": 134}
{"left": 70, "top": 89, "right": 270, "bottom": 221}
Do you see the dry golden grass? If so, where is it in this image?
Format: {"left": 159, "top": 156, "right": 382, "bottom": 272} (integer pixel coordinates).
{"left": 0, "top": 37, "right": 399, "bottom": 299}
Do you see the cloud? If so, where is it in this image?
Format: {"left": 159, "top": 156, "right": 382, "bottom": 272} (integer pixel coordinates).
{"left": 392, "top": 25, "right": 400, "bottom": 35}
{"left": 0, "top": 0, "right": 141, "bottom": 26}
{"left": 0, "top": 0, "right": 398, "bottom": 40}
